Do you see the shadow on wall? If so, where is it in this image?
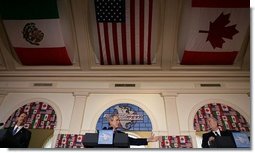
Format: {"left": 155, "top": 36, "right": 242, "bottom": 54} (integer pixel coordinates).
{"left": 28, "top": 129, "right": 54, "bottom": 148}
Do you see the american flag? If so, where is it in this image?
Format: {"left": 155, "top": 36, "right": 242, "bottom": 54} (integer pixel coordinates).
{"left": 93, "top": 0, "right": 154, "bottom": 65}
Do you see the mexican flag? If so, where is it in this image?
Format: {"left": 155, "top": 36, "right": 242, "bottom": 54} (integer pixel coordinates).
{"left": 178, "top": 0, "right": 249, "bottom": 65}
{"left": 0, "top": 0, "right": 72, "bottom": 65}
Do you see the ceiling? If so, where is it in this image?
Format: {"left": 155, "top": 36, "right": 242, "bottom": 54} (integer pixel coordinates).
{"left": 0, "top": 0, "right": 250, "bottom": 80}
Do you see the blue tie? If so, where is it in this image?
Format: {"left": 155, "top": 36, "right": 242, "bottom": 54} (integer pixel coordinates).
{"left": 12, "top": 127, "right": 18, "bottom": 135}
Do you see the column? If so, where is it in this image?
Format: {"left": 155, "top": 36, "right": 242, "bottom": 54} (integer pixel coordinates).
{"left": 69, "top": 91, "right": 89, "bottom": 134}
{"left": 0, "top": 91, "right": 7, "bottom": 124}
{"left": 161, "top": 92, "right": 180, "bottom": 135}
{"left": 0, "top": 91, "right": 7, "bottom": 107}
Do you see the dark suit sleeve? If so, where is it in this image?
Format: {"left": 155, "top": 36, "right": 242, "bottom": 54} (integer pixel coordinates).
{"left": 20, "top": 130, "right": 31, "bottom": 148}
{"left": 128, "top": 137, "right": 148, "bottom": 146}
{"left": 202, "top": 133, "right": 210, "bottom": 148}
{"left": 0, "top": 128, "right": 31, "bottom": 148}
{"left": 115, "top": 130, "right": 148, "bottom": 146}
{"left": 14, "top": 129, "right": 31, "bottom": 148}
{"left": 0, "top": 128, "right": 14, "bottom": 147}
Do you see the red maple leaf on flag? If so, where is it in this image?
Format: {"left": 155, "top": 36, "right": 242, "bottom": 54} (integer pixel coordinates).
{"left": 199, "top": 12, "right": 239, "bottom": 49}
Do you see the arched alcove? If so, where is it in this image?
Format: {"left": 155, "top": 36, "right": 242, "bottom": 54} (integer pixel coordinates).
{"left": 3, "top": 98, "right": 62, "bottom": 130}
{"left": 188, "top": 99, "right": 250, "bottom": 132}
{"left": 193, "top": 103, "right": 249, "bottom": 132}
{"left": 4, "top": 101, "right": 57, "bottom": 129}
{"left": 89, "top": 98, "right": 159, "bottom": 132}
{"left": 96, "top": 103, "right": 153, "bottom": 131}
{"left": 189, "top": 100, "right": 250, "bottom": 148}
{"left": 4, "top": 100, "right": 59, "bottom": 148}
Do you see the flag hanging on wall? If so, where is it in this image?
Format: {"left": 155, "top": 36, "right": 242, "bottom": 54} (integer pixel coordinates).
{"left": 178, "top": 0, "right": 249, "bottom": 65}
{"left": 55, "top": 134, "right": 84, "bottom": 148}
{"left": 193, "top": 103, "right": 250, "bottom": 132}
{"left": 89, "top": 0, "right": 159, "bottom": 65}
{"left": 160, "top": 136, "right": 193, "bottom": 148}
{"left": 0, "top": 0, "right": 72, "bottom": 65}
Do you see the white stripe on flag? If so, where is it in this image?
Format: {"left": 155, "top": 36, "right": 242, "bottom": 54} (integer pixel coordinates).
{"left": 99, "top": 23, "right": 108, "bottom": 64}
{"left": 108, "top": 23, "right": 116, "bottom": 64}
{"left": 3, "top": 19, "right": 65, "bottom": 48}
{"left": 117, "top": 24, "right": 124, "bottom": 64}
{"left": 94, "top": 0, "right": 154, "bottom": 65}
{"left": 135, "top": 0, "right": 140, "bottom": 64}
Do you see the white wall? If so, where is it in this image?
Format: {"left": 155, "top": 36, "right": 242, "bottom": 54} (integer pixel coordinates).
{"left": 0, "top": 92, "right": 250, "bottom": 135}
{"left": 82, "top": 94, "right": 168, "bottom": 134}
{"left": 0, "top": 93, "right": 75, "bottom": 130}
{"left": 0, "top": 90, "right": 250, "bottom": 148}
{"left": 176, "top": 94, "right": 250, "bottom": 132}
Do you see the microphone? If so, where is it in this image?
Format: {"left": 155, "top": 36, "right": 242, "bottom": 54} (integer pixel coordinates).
{"left": 0, "top": 123, "right": 4, "bottom": 126}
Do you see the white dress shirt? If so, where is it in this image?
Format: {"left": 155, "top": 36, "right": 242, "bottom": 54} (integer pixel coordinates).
{"left": 13, "top": 125, "right": 23, "bottom": 135}
{"left": 213, "top": 129, "right": 221, "bottom": 136}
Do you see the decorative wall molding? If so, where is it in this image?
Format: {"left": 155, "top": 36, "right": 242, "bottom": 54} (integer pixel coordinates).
{"left": 0, "top": 71, "right": 250, "bottom": 78}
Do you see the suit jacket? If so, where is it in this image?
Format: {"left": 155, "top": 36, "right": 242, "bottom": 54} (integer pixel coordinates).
{"left": 102, "top": 127, "right": 148, "bottom": 146}
{"left": 0, "top": 127, "right": 31, "bottom": 148}
{"left": 201, "top": 130, "right": 232, "bottom": 148}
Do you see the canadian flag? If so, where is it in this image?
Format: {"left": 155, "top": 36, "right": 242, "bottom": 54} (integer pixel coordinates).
{"left": 222, "top": 115, "right": 228, "bottom": 121}
{"left": 204, "top": 107, "right": 211, "bottom": 114}
{"left": 24, "top": 124, "right": 30, "bottom": 129}
{"left": 178, "top": 0, "right": 249, "bottom": 65}
{"left": 77, "top": 135, "right": 83, "bottom": 142}
{"left": 221, "top": 104, "right": 229, "bottom": 111}
{"left": 36, "top": 114, "right": 41, "bottom": 120}
{"left": 62, "top": 137, "right": 67, "bottom": 144}
{"left": 164, "top": 139, "right": 170, "bottom": 147}
{"left": 180, "top": 136, "right": 186, "bottom": 143}
{"left": 24, "top": 105, "right": 30, "bottom": 112}
{"left": 41, "top": 103, "right": 48, "bottom": 110}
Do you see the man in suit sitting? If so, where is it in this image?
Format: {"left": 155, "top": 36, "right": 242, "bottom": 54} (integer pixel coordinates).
{"left": 104, "top": 114, "right": 159, "bottom": 146}
{"left": 0, "top": 112, "right": 31, "bottom": 148}
{"left": 201, "top": 116, "right": 232, "bottom": 148}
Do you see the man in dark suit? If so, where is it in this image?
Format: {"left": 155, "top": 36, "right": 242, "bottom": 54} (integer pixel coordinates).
{"left": 104, "top": 114, "right": 159, "bottom": 146}
{"left": 201, "top": 116, "right": 232, "bottom": 148}
{"left": 0, "top": 112, "right": 31, "bottom": 148}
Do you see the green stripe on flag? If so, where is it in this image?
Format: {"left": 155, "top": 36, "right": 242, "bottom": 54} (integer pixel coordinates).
{"left": 0, "top": 0, "right": 59, "bottom": 20}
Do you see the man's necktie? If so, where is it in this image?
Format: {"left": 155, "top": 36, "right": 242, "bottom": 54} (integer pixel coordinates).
{"left": 215, "top": 132, "right": 220, "bottom": 137}
{"left": 12, "top": 127, "right": 18, "bottom": 135}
